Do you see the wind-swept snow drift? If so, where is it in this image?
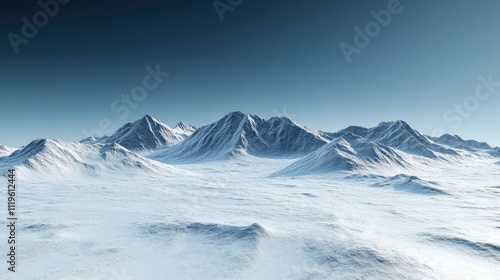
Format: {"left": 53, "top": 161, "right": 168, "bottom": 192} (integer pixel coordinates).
{"left": 372, "top": 174, "right": 449, "bottom": 195}
{"left": 143, "top": 222, "right": 268, "bottom": 242}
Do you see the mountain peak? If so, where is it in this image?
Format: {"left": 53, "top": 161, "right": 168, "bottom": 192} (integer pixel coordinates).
{"left": 153, "top": 112, "right": 329, "bottom": 163}
{"left": 27, "top": 138, "right": 59, "bottom": 148}
{"left": 175, "top": 121, "right": 188, "bottom": 128}
{"left": 104, "top": 116, "right": 186, "bottom": 151}
{"left": 432, "top": 133, "right": 492, "bottom": 151}
{"left": 222, "top": 111, "right": 247, "bottom": 121}
{"left": 99, "top": 142, "right": 130, "bottom": 156}
{"left": 138, "top": 114, "right": 161, "bottom": 125}
{"left": 228, "top": 110, "right": 246, "bottom": 116}
{"left": 367, "top": 121, "right": 455, "bottom": 158}
{"left": 175, "top": 122, "right": 197, "bottom": 132}
{"left": 337, "top": 131, "right": 365, "bottom": 142}
{"left": 377, "top": 120, "right": 413, "bottom": 131}
{"left": 394, "top": 120, "right": 415, "bottom": 132}
{"left": 0, "top": 144, "right": 16, "bottom": 157}
{"left": 268, "top": 116, "right": 295, "bottom": 125}
{"left": 1, "top": 138, "right": 188, "bottom": 176}
{"left": 272, "top": 132, "right": 408, "bottom": 176}
{"left": 329, "top": 120, "right": 458, "bottom": 158}
{"left": 376, "top": 120, "right": 424, "bottom": 139}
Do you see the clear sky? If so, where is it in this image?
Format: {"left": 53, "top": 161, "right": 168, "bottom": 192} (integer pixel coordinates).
{"left": 1, "top": 0, "right": 500, "bottom": 147}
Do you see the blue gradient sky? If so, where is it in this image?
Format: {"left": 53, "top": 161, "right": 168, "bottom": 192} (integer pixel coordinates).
{"left": 1, "top": 0, "right": 500, "bottom": 147}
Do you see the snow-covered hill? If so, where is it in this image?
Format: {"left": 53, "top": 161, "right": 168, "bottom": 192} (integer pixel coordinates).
{"left": 430, "top": 134, "right": 492, "bottom": 151}
{"left": 151, "top": 111, "right": 330, "bottom": 163}
{"left": 274, "top": 120, "right": 500, "bottom": 176}
{"left": 329, "top": 121, "right": 458, "bottom": 158}
{"left": 82, "top": 115, "right": 196, "bottom": 151}
{"left": 430, "top": 134, "right": 500, "bottom": 158}
{"left": 371, "top": 174, "right": 449, "bottom": 195}
{"left": 174, "top": 122, "right": 197, "bottom": 135}
{"left": 0, "top": 144, "right": 15, "bottom": 157}
{"left": 271, "top": 133, "right": 410, "bottom": 176}
{"left": 0, "top": 139, "right": 189, "bottom": 176}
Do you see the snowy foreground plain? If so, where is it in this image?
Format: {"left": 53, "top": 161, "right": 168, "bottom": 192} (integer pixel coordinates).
{"left": 0, "top": 113, "right": 499, "bottom": 279}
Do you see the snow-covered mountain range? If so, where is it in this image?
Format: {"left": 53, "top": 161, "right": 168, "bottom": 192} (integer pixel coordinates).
{"left": 0, "top": 144, "right": 15, "bottom": 157}
{"left": 271, "top": 132, "right": 410, "bottom": 176}
{"left": 326, "top": 120, "right": 458, "bottom": 158}
{"left": 1, "top": 112, "right": 498, "bottom": 176}
{"left": 0, "top": 139, "right": 189, "bottom": 176}
{"left": 2, "top": 112, "right": 499, "bottom": 279}
{"left": 81, "top": 115, "right": 196, "bottom": 151}
{"left": 151, "top": 111, "right": 330, "bottom": 163}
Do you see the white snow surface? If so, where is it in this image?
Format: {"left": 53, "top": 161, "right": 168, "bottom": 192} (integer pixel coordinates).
{"left": 0, "top": 144, "right": 15, "bottom": 157}
{"left": 0, "top": 155, "right": 498, "bottom": 279}
{"left": 174, "top": 121, "right": 197, "bottom": 135}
